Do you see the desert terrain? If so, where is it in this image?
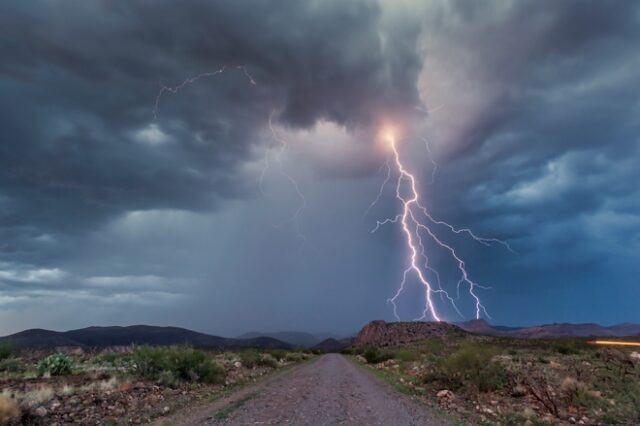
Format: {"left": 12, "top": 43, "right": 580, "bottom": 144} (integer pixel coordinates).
{"left": 1, "top": 321, "right": 640, "bottom": 425}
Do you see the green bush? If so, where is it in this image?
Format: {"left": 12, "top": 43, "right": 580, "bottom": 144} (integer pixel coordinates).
{"left": 393, "top": 349, "right": 419, "bottom": 362}
{"left": 284, "top": 352, "right": 305, "bottom": 362}
{"left": 37, "top": 353, "right": 74, "bottom": 376}
{"left": 0, "top": 358, "right": 24, "bottom": 373}
{"left": 256, "top": 353, "right": 278, "bottom": 368}
{"left": 268, "top": 350, "right": 287, "bottom": 362}
{"left": 0, "top": 341, "right": 14, "bottom": 361}
{"left": 132, "top": 346, "right": 225, "bottom": 385}
{"left": 363, "top": 348, "right": 393, "bottom": 364}
{"left": 239, "top": 350, "right": 261, "bottom": 368}
{"left": 439, "top": 343, "right": 506, "bottom": 392}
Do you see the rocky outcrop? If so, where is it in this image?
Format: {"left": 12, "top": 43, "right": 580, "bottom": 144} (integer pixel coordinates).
{"left": 352, "top": 321, "right": 466, "bottom": 348}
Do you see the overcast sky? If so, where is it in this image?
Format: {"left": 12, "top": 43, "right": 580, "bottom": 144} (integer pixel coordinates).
{"left": 1, "top": 0, "right": 639, "bottom": 336}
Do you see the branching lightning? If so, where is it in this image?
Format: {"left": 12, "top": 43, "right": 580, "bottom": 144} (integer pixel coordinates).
{"left": 153, "top": 65, "right": 256, "bottom": 120}
{"left": 371, "top": 129, "right": 513, "bottom": 321}
{"left": 153, "top": 66, "right": 307, "bottom": 246}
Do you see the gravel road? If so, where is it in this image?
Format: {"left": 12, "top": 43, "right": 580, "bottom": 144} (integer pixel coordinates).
{"left": 178, "top": 354, "right": 453, "bottom": 426}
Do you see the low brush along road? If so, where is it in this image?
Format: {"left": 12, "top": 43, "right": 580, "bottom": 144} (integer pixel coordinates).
{"left": 161, "top": 354, "right": 453, "bottom": 426}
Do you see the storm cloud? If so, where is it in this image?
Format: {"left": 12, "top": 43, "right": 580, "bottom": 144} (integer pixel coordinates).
{"left": 0, "top": 0, "right": 639, "bottom": 335}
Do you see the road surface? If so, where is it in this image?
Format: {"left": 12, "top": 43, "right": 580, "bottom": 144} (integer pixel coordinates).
{"left": 166, "top": 354, "right": 453, "bottom": 426}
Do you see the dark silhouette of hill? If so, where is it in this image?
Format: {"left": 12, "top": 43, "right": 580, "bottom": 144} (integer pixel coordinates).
{"left": 313, "top": 337, "right": 354, "bottom": 353}
{"left": 1, "top": 325, "right": 291, "bottom": 349}
{"left": 238, "top": 331, "right": 352, "bottom": 347}
{"left": 238, "top": 331, "right": 320, "bottom": 347}
{"left": 458, "top": 319, "right": 640, "bottom": 338}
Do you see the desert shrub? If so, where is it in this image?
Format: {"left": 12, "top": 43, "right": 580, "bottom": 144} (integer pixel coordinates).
{"left": 0, "top": 341, "right": 14, "bottom": 361}
{"left": 560, "top": 377, "right": 605, "bottom": 411}
{"left": 419, "top": 339, "right": 444, "bottom": 355}
{"left": 393, "top": 349, "right": 419, "bottom": 362}
{"left": 284, "top": 352, "right": 305, "bottom": 362}
{"left": 0, "top": 358, "right": 24, "bottom": 373}
{"left": 362, "top": 348, "right": 393, "bottom": 364}
{"left": 550, "top": 339, "right": 587, "bottom": 355}
{"left": 37, "top": 353, "right": 74, "bottom": 376}
{"left": 132, "top": 346, "right": 169, "bottom": 378}
{"left": 593, "top": 366, "right": 640, "bottom": 424}
{"left": 156, "top": 370, "right": 179, "bottom": 388}
{"left": 239, "top": 350, "right": 261, "bottom": 368}
{"left": 439, "top": 343, "right": 506, "bottom": 392}
{"left": 237, "top": 350, "right": 279, "bottom": 368}
{"left": 268, "top": 349, "right": 287, "bottom": 362}
{"left": 0, "top": 396, "right": 20, "bottom": 424}
{"left": 100, "top": 352, "right": 119, "bottom": 365}
{"left": 132, "top": 346, "right": 225, "bottom": 385}
{"left": 170, "top": 348, "right": 220, "bottom": 383}
{"left": 256, "top": 353, "right": 278, "bottom": 368}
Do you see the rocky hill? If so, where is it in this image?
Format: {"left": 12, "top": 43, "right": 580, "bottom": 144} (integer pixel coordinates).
{"left": 352, "top": 320, "right": 466, "bottom": 348}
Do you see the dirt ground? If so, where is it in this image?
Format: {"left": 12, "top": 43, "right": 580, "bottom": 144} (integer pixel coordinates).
{"left": 166, "top": 354, "right": 452, "bottom": 426}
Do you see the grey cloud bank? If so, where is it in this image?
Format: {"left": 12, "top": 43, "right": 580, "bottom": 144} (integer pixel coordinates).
{"left": 0, "top": 0, "right": 638, "bottom": 335}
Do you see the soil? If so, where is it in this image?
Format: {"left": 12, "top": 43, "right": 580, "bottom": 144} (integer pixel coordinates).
{"left": 167, "top": 354, "right": 453, "bottom": 426}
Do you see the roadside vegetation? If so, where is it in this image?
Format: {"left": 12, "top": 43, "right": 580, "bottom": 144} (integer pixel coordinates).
{"left": 0, "top": 344, "right": 314, "bottom": 425}
{"left": 349, "top": 336, "right": 640, "bottom": 425}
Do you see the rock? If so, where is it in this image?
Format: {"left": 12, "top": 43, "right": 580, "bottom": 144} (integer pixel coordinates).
{"left": 522, "top": 407, "right": 536, "bottom": 418}
{"left": 511, "top": 385, "right": 527, "bottom": 397}
{"left": 630, "top": 351, "right": 640, "bottom": 361}
{"left": 549, "top": 360, "right": 563, "bottom": 369}
{"left": 355, "top": 355, "right": 366, "bottom": 363}
{"left": 35, "top": 406, "right": 48, "bottom": 417}
{"left": 436, "top": 389, "right": 454, "bottom": 399}
{"left": 234, "top": 361, "right": 242, "bottom": 368}
{"left": 162, "top": 406, "right": 170, "bottom": 414}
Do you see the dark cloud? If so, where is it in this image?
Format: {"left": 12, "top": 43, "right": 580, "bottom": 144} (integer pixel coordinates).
{"left": 0, "top": 0, "right": 639, "bottom": 334}
{"left": 0, "top": 0, "right": 422, "bottom": 242}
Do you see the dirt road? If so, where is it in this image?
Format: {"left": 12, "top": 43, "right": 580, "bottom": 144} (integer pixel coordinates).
{"left": 166, "top": 354, "right": 453, "bottom": 426}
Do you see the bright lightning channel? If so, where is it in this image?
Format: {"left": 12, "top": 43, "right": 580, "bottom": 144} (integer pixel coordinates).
{"left": 371, "top": 128, "right": 513, "bottom": 321}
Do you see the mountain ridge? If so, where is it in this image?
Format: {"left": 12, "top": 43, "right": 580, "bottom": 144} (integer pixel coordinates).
{"left": 0, "top": 324, "right": 292, "bottom": 349}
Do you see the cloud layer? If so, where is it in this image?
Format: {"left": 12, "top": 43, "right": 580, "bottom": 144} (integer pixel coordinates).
{"left": 0, "top": 0, "right": 639, "bottom": 334}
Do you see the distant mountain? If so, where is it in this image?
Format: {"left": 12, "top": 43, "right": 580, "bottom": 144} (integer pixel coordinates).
{"left": 313, "top": 337, "right": 354, "bottom": 353}
{"left": 0, "top": 325, "right": 292, "bottom": 350}
{"left": 238, "top": 331, "right": 320, "bottom": 347}
{"left": 237, "top": 331, "right": 350, "bottom": 347}
{"left": 458, "top": 319, "right": 640, "bottom": 339}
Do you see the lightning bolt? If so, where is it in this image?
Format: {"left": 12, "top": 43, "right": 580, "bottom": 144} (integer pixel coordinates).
{"left": 152, "top": 66, "right": 307, "bottom": 246}
{"left": 266, "top": 111, "right": 308, "bottom": 248}
{"left": 371, "top": 130, "right": 513, "bottom": 321}
{"left": 153, "top": 65, "right": 256, "bottom": 119}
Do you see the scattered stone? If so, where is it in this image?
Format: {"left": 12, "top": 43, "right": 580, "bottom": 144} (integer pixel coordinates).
{"left": 511, "top": 385, "right": 527, "bottom": 397}
{"left": 35, "top": 406, "right": 48, "bottom": 417}
{"left": 436, "top": 389, "right": 454, "bottom": 399}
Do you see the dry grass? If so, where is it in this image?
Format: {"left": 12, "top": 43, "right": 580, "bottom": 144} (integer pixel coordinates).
{"left": 0, "top": 395, "right": 20, "bottom": 424}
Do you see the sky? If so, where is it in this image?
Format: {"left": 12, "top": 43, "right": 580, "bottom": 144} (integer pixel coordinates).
{"left": 1, "top": 0, "right": 639, "bottom": 337}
